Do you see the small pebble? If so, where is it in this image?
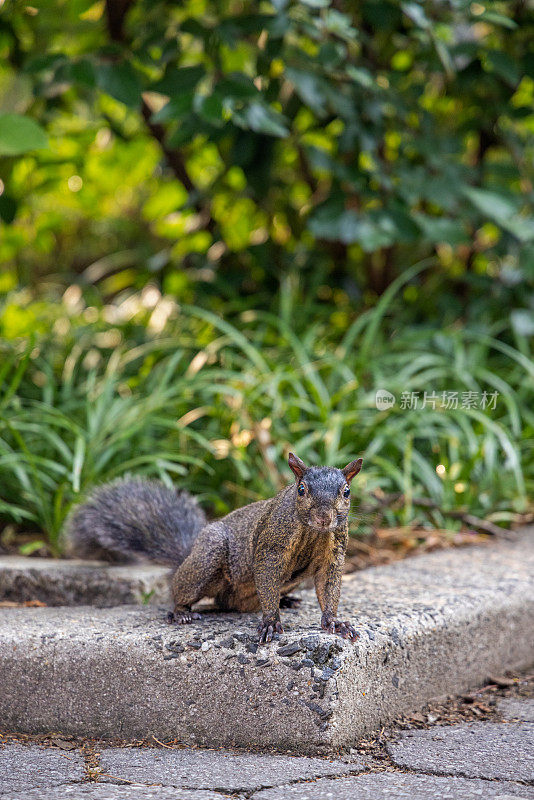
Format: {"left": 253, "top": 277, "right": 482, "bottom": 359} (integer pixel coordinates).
{"left": 277, "top": 642, "right": 302, "bottom": 657}
{"left": 300, "top": 634, "right": 320, "bottom": 650}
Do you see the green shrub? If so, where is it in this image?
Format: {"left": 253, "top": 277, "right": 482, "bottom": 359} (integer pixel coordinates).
{"left": 1, "top": 268, "right": 531, "bottom": 551}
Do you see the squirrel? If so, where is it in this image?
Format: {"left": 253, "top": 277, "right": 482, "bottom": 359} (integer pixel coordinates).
{"left": 65, "top": 453, "right": 363, "bottom": 643}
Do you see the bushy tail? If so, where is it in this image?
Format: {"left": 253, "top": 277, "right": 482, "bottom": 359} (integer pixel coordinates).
{"left": 64, "top": 478, "right": 207, "bottom": 566}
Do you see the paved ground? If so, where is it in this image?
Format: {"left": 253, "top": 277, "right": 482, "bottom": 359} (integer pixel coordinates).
{"left": 1, "top": 689, "right": 532, "bottom": 799}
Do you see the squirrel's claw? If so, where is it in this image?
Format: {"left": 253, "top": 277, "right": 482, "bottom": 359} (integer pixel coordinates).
{"left": 167, "top": 609, "right": 202, "bottom": 625}
{"left": 337, "top": 620, "right": 358, "bottom": 640}
{"left": 321, "top": 614, "right": 359, "bottom": 641}
{"left": 257, "top": 618, "right": 284, "bottom": 643}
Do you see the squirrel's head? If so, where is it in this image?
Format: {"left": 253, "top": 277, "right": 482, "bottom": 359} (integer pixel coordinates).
{"left": 288, "top": 452, "right": 363, "bottom": 533}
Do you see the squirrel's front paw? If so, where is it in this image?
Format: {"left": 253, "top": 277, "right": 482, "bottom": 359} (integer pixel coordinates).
{"left": 321, "top": 612, "right": 358, "bottom": 641}
{"left": 167, "top": 607, "right": 202, "bottom": 625}
{"left": 257, "top": 615, "right": 284, "bottom": 643}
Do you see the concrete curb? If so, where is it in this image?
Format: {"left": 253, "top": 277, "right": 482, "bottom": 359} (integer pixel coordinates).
{"left": 0, "top": 556, "right": 170, "bottom": 606}
{"left": 1, "top": 529, "right": 533, "bottom": 753}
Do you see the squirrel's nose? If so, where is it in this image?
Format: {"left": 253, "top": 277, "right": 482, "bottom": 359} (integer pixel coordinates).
{"left": 312, "top": 510, "right": 332, "bottom": 528}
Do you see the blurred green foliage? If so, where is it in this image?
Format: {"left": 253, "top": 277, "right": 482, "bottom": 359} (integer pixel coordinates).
{"left": 0, "top": 0, "right": 533, "bottom": 549}
{"left": 1, "top": 270, "right": 533, "bottom": 550}
{"left": 0, "top": 0, "right": 533, "bottom": 313}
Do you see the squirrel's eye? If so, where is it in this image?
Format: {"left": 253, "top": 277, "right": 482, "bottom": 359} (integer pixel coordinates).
{"left": 297, "top": 483, "right": 306, "bottom": 496}
{"left": 343, "top": 485, "right": 350, "bottom": 498}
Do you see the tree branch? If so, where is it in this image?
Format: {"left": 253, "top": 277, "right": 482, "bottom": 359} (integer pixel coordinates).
{"left": 104, "top": 0, "right": 133, "bottom": 43}
{"left": 104, "top": 0, "right": 217, "bottom": 237}
{"left": 140, "top": 103, "right": 194, "bottom": 194}
{"left": 140, "top": 103, "right": 215, "bottom": 235}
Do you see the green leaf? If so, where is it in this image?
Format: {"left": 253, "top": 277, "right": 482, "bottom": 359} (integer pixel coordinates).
{"left": 363, "top": 1, "right": 402, "bottom": 30}
{"left": 462, "top": 187, "right": 517, "bottom": 221}
{"left": 194, "top": 92, "right": 225, "bottom": 127}
{"left": 511, "top": 310, "right": 534, "bottom": 337}
{"left": 414, "top": 214, "right": 468, "bottom": 245}
{"left": 151, "top": 65, "right": 205, "bottom": 96}
{"left": 306, "top": 196, "right": 344, "bottom": 236}
{"left": 233, "top": 101, "right": 289, "bottom": 137}
{"left": 355, "top": 217, "right": 395, "bottom": 250}
{"left": 503, "top": 216, "right": 534, "bottom": 243}
{"left": 180, "top": 19, "right": 211, "bottom": 39}
{"left": 485, "top": 50, "right": 520, "bottom": 86}
{"left": 286, "top": 68, "right": 327, "bottom": 116}
{"left": 24, "top": 54, "right": 66, "bottom": 74}
{"left": 381, "top": 207, "right": 420, "bottom": 242}
{"left": 70, "top": 59, "right": 96, "bottom": 88}
{"left": 0, "top": 114, "right": 48, "bottom": 156}
{"left": 401, "top": 2, "right": 431, "bottom": 29}
{"left": 151, "top": 94, "right": 194, "bottom": 124}
{"left": 96, "top": 62, "right": 142, "bottom": 108}
{"left": 308, "top": 204, "right": 395, "bottom": 248}
{"left": 323, "top": 10, "right": 358, "bottom": 40}
{"left": 71, "top": 435, "right": 85, "bottom": 493}
{"left": 218, "top": 14, "right": 277, "bottom": 42}
{"left": 318, "top": 42, "right": 346, "bottom": 69}
{"left": 346, "top": 66, "right": 375, "bottom": 88}
{"left": 477, "top": 10, "right": 517, "bottom": 29}
{"left": 19, "top": 540, "right": 46, "bottom": 556}
{"left": 166, "top": 115, "right": 202, "bottom": 148}
{"left": 433, "top": 37, "right": 454, "bottom": 77}
{"left": 216, "top": 73, "right": 259, "bottom": 101}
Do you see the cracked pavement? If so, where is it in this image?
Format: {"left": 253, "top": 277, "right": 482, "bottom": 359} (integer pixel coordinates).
{"left": 1, "top": 694, "right": 532, "bottom": 799}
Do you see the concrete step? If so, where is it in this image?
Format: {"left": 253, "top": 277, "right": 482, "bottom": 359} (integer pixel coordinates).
{"left": 1, "top": 529, "right": 533, "bottom": 754}
{"left": 0, "top": 555, "right": 169, "bottom": 606}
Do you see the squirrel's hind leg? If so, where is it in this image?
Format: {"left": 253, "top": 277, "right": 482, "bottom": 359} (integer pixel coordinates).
{"left": 279, "top": 594, "right": 302, "bottom": 609}
{"left": 169, "top": 523, "right": 227, "bottom": 625}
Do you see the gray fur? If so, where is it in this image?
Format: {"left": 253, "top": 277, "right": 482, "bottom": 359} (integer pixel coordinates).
{"left": 302, "top": 467, "right": 346, "bottom": 497}
{"left": 64, "top": 478, "right": 207, "bottom": 566}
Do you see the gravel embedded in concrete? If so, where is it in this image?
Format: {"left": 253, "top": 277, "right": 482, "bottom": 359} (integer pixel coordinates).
{"left": 100, "top": 748, "right": 364, "bottom": 791}
{"left": 387, "top": 722, "right": 534, "bottom": 781}
{"left": 499, "top": 698, "right": 534, "bottom": 722}
{"left": 0, "top": 744, "right": 85, "bottom": 793}
{"left": 251, "top": 773, "right": 534, "bottom": 800}
{"left": 2, "top": 785, "right": 227, "bottom": 800}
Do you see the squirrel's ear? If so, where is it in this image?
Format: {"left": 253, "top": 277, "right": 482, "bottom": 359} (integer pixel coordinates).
{"left": 288, "top": 452, "right": 307, "bottom": 481}
{"left": 342, "top": 458, "right": 363, "bottom": 483}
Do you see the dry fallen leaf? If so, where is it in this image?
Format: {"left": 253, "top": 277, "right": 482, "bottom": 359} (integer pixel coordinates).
{"left": 0, "top": 599, "right": 47, "bottom": 608}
